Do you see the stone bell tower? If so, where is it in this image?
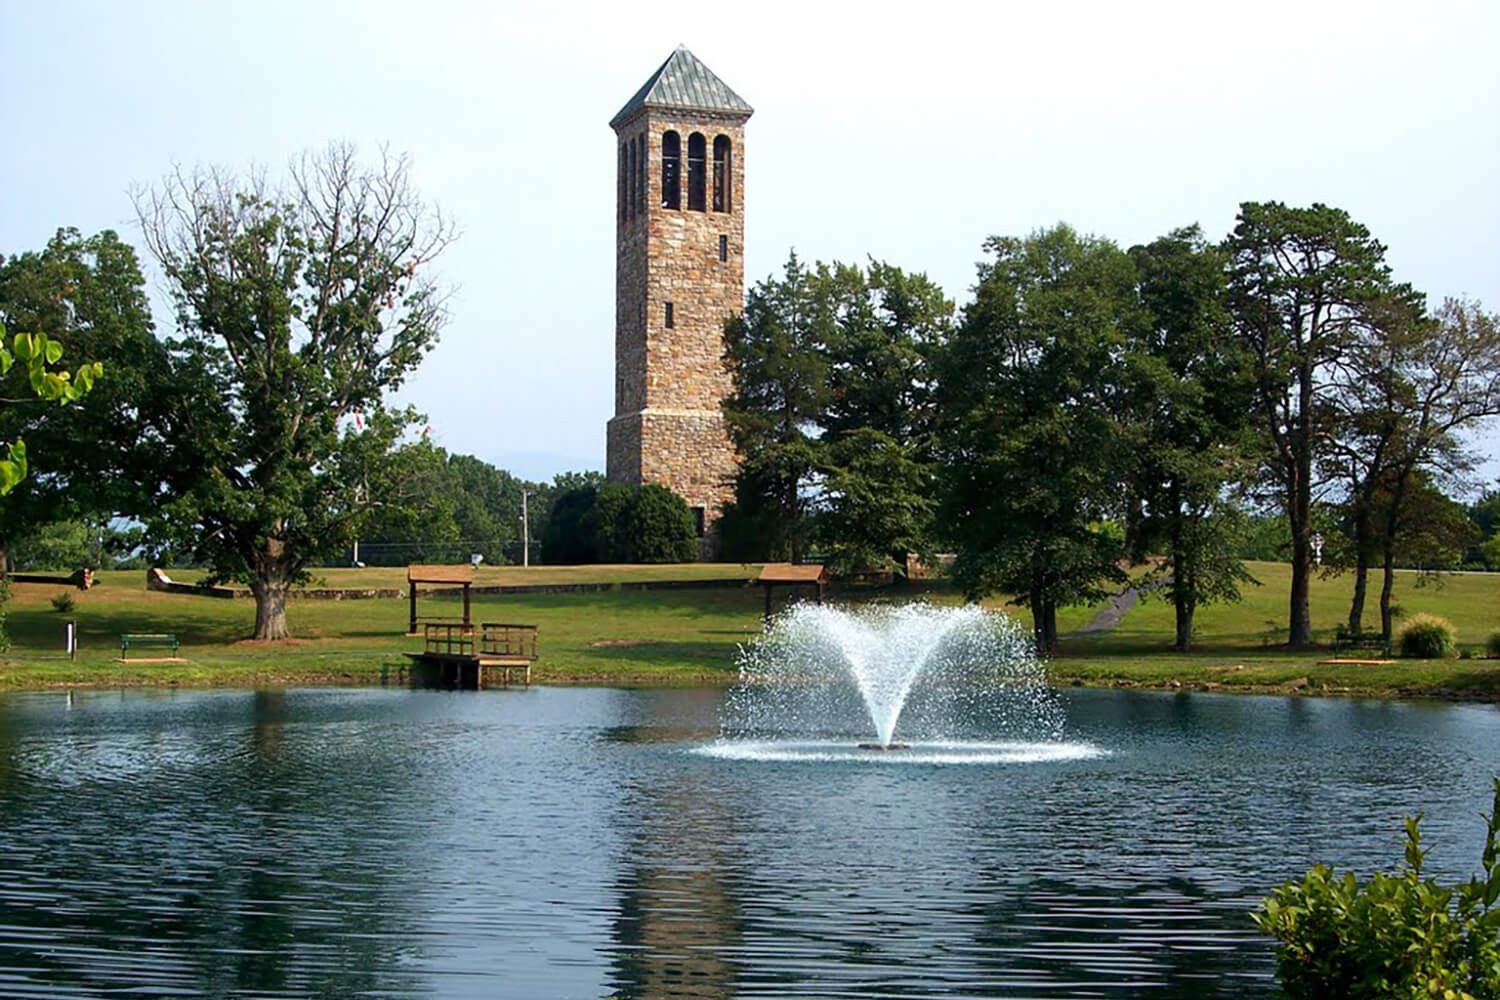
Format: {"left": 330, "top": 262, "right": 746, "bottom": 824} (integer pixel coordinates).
{"left": 606, "top": 47, "right": 751, "bottom": 548}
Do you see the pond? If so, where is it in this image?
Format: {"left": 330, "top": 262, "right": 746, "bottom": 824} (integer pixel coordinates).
{"left": 0, "top": 685, "right": 1495, "bottom": 998}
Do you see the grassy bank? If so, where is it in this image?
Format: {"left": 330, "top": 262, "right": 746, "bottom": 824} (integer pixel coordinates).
{"left": 0, "top": 562, "right": 1495, "bottom": 699}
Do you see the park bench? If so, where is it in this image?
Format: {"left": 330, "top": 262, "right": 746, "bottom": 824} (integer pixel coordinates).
{"left": 120, "top": 633, "right": 180, "bottom": 659}
{"left": 1333, "top": 629, "right": 1389, "bottom": 656}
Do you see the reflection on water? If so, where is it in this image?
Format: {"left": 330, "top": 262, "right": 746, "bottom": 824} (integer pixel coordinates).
{"left": 0, "top": 686, "right": 1495, "bottom": 998}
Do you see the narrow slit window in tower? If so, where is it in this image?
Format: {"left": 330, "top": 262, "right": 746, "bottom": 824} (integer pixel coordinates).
{"left": 664, "top": 302, "right": 674, "bottom": 328}
{"left": 618, "top": 143, "right": 627, "bottom": 222}
{"left": 661, "top": 131, "right": 681, "bottom": 209}
{"left": 692, "top": 506, "right": 706, "bottom": 538}
{"left": 718, "top": 235, "right": 728, "bottom": 262}
{"left": 713, "top": 136, "right": 731, "bottom": 212}
{"left": 687, "top": 133, "right": 706, "bottom": 211}
{"left": 635, "top": 135, "right": 646, "bottom": 217}
{"left": 626, "top": 141, "right": 636, "bottom": 220}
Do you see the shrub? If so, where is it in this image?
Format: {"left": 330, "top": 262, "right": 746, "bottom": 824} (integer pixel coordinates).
{"left": 50, "top": 591, "right": 75, "bottom": 614}
{"left": 541, "top": 487, "right": 603, "bottom": 565}
{"left": 1400, "top": 613, "right": 1456, "bottom": 659}
{"left": 1254, "top": 779, "right": 1500, "bottom": 1000}
{"left": 619, "top": 484, "right": 697, "bottom": 563}
{"left": 540, "top": 484, "right": 697, "bottom": 564}
{"left": 1488, "top": 632, "right": 1500, "bottom": 659}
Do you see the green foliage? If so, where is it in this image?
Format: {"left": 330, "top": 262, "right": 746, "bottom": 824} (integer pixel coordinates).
{"left": 1225, "top": 201, "right": 1402, "bottom": 647}
{"left": 722, "top": 253, "right": 830, "bottom": 561}
{"left": 1486, "top": 632, "right": 1500, "bottom": 659}
{"left": 134, "top": 146, "right": 454, "bottom": 638}
{"left": 1125, "top": 226, "right": 1258, "bottom": 649}
{"left": 616, "top": 484, "right": 697, "bottom": 563}
{"left": 49, "top": 592, "right": 74, "bottom": 614}
{"left": 724, "top": 253, "right": 951, "bottom": 567}
{"left": 816, "top": 428, "right": 935, "bottom": 576}
{"left": 0, "top": 576, "right": 9, "bottom": 652}
{"left": 1254, "top": 780, "right": 1500, "bottom": 1000}
{"left": 0, "top": 320, "right": 105, "bottom": 494}
{"left": 541, "top": 483, "right": 696, "bottom": 564}
{"left": 0, "top": 229, "right": 155, "bottom": 542}
{"left": 354, "top": 445, "right": 535, "bottom": 566}
{"left": 1401, "top": 613, "right": 1457, "bottom": 659}
{"left": 542, "top": 487, "right": 603, "bottom": 564}
{"left": 934, "top": 223, "right": 1137, "bottom": 650}
{"left": 1465, "top": 491, "right": 1500, "bottom": 571}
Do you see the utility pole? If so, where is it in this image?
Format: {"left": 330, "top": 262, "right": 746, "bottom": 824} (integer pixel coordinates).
{"left": 521, "top": 490, "right": 532, "bottom": 567}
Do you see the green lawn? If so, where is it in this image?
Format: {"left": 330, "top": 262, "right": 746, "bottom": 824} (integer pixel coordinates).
{"left": 0, "top": 562, "right": 1495, "bottom": 698}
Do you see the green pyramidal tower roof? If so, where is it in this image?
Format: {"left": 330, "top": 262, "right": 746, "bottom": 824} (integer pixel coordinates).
{"left": 610, "top": 46, "right": 753, "bottom": 128}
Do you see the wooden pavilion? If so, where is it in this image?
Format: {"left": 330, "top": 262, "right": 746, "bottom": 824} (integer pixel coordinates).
{"left": 757, "top": 563, "right": 828, "bottom": 626}
{"left": 406, "top": 564, "right": 475, "bottom": 635}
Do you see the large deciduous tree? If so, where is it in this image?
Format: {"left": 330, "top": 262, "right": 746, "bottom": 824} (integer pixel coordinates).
{"left": 136, "top": 145, "right": 454, "bottom": 639}
{"left": 1126, "top": 226, "right": 1257, "bottom": 651}
{"left": 1336, "top": 298, "right": 1500, "bottom": 639}
{"left": 934, "top": 224, "right": 1137, "bottom": 653}
{"left": 1224, "top": 202, "right": 1396, "bottom": 648}
{"left": 0, "top": 228, "right": 154, "bottom": 565}
{"left": 721, "top": 254, "right": 950, "bottom": 572}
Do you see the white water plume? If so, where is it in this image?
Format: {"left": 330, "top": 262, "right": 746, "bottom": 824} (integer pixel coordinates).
{"left": 720, "top": 603, "right": 1064, "bottom": 750}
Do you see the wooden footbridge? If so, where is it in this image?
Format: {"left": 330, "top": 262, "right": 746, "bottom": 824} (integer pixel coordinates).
{"left": 405, "top": 622, "right": 539, "bottom": 688}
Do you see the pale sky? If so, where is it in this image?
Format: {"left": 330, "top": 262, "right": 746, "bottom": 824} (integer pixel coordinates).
{"left": 3, "top": 0, "right": 1498, "bottom": 484}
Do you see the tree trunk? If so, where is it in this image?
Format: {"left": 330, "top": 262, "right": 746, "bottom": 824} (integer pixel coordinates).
{"left": 1346, "top": 502, "right": 1372, "bottom": 635}
{"left": 1285, "top": 467, "right": 1315, "bottom": 648}
{"left": 1029, "top": 586, "right": 1047, "bottom": 655}
{"left": 250, "top": 536, "right": 295, "bottom": 640}
{"left": 1170, "top": 481, "right": 1192, "bottom": 652}
{"left": 1029, "top": 585, "right": 1057, "bottom": 655}
{"left": 251, "top": 575, "right": 291, "bottom": 640}
{"left": 1347, "top": 558, "right": 1369, "bottom": 636}
{"left": 1284, "top": 356, "right": 1316, "bottom": 649}
{"left": 1377, "top": 468, "right": 1413, "bottom": 644}
{"left": 1378, "top": 545, "right": 1396, "bottom": 644}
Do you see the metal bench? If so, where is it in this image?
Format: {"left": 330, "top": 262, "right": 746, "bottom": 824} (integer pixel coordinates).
{"left": 120, "top": 633, "right": 180, "bottom": 658}
{"left": 1333, "top": 630, "right": 1389, "bottom": 656}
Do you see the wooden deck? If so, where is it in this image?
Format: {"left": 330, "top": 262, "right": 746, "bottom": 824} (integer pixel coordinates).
{"left": 404, "top": 622, "right": 538, "bottom": 689}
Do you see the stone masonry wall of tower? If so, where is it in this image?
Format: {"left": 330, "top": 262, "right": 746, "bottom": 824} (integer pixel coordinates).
{"left": 606, "top": 102, "right": 747, "bottom": 540}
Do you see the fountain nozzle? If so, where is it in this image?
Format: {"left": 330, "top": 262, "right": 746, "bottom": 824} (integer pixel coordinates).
{"left": 857, "top": 742, "right": 912, "bottom": 751}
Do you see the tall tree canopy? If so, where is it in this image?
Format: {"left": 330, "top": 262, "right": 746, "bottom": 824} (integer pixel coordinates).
{"left": 1125, "top": 226, "right": 1256, "bottom": 651}
{"left": 135, "top": 145, "right": 455, "bottom": 639}
{"left": 1331, "top": 297, "right": 1500, "bottom": 638}
{"left": 721, "top": 254, "right": 951, "bottom": 572}
{"left": 0, "top": 229, "right": 152, "bottom": 564}
{"left": 934, "top": 224, "right": 1137, "bottom": 653}
{"left": 1224, "top": 202, "right": 1400, "bottom": 648}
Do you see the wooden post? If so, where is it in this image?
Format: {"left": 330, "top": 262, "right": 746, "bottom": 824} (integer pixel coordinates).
{"left": 462, "top": 583, "right": 471, "bottom": 627}
{"left": 816, "top": 582, "right": 824, "bottom": 605}
{"left": 409, "top": 585, "right": 417, "bottom": 634}
{"left": 763, "top": 583, "right": 773, "bottom": 627}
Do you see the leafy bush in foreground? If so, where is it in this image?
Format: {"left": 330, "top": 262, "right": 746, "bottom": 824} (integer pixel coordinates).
{"left": 1487, "top": 632, "right": 1500, "bottom": 659}
{"left": 1401, "top": 613, "right": 1457, "bottom": 659}
{"left": 1254, "top": 779, "right": 1500, "bottom": 1000}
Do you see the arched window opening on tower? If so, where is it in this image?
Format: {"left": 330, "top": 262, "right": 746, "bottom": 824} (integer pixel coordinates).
{"left": 687, "top": 132, "right": 706, "bottom": 212}
{"left": 664, "top": 302, "right": 675, "bottom": 328}
{"left": 635, "top": 135, "right": 646, "bottom": 217}
{"left": 712, "top": 136, "right": 731, "bottom": 212}
{"left": 661, "top": 131, "right": 681, "bottom": 210}
{"left": 618, "top": 143, "right": 626, "bottom": 222}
